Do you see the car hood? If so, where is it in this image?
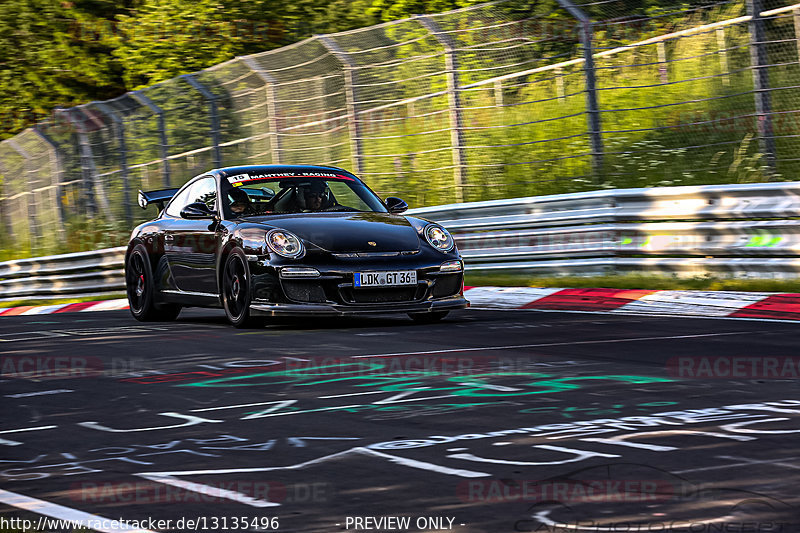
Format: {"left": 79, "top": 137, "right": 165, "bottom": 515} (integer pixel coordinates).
{"left": 253, "top": 212, "right": 422, "bottom": 252}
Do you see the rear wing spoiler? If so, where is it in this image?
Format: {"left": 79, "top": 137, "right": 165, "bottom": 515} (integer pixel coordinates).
{"left": 137, "top": 188, "right": 180, "bottom": 210}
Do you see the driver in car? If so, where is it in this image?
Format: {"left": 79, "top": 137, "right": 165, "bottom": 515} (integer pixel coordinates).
{"left": 228, "top": 187, "right": 253, "bottom": 215}
{"left": 301, "top": 181, "right": 329, "bottom": 211}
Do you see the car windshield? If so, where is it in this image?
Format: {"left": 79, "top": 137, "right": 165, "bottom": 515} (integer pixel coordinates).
{"left": 223, "top": 172, "right": 388, "bottom": 217}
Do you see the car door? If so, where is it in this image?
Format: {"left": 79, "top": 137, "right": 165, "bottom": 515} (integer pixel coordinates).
{"left": 163, "top": 176, "right": 221, "bottom": 295}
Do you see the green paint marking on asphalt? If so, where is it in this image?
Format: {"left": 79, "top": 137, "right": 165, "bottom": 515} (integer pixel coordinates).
{"left": 180, "top": 361, "right": 674, "bottom": 398}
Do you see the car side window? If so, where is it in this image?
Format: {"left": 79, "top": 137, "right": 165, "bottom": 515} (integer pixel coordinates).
{"left": 164, "top": 177, "right": 217, "bottom": 217}
{"left": 191, "top": 178, "right": 218, "bottom": 211}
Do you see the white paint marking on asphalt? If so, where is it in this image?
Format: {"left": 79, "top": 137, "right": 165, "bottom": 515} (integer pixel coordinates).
{"left": 0, "top": 488, "right": 157, "bottom": 532}
{"left": 371, "top": 390, "right": 455, "bottom": 405}
{"left": 287, "top": 437, "right": 359, "bottom": 447}
{"left": 532, "top": 510, "right": 728, "bottom": 531}
{"left": 138, "top": 474, "right": 279, "bottom": 508}
{"left": 138, "top": 447, "right": 489, "bottom": 478}
{"left": 318, "top": 390, "right": 387, "bottom": 399}
{"left": 359, "top": 448, "right": 490, "bottom": 478}
{"left": 716, "top": 455, "right": 800, "bottom": 470}
{"left": 351, "top": 331, "right": 753, "bottom": 359}
{"left": 138, "top": 448, "right": 368, "bottom": 476}
{"left": 5, "top": 389, "right": 74, "bottom": 398}
{"left": 241, "top": 404, "right": 364, "bottom": 419}
{"left": 190, "top": 400, "right": 297, "bottom": 413}
{"left": 674, "top": 455, "right": 800, "bottom": 474}
{"left": 0, "top": 331, "right": 70, "bottom": 342}
{"left": 0, "top": 425, "right": 57, "bottom": 434}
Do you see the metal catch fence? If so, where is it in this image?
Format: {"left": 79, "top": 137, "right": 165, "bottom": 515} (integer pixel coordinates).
{"left": 3, "top": 0, "right": 800, "bottom": 258}
{"left": 4, "top": 181, "right": 800, "bottom": 301}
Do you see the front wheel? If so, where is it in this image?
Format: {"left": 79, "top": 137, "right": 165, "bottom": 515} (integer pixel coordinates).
{"left": 126, "top": 244, "right": 181, "bottom": 322}
{"left": 408, "top": 311, "right": 449, "bottom": 323}
{"left": 222, "top": 249, "right": 263, "bottom": 328}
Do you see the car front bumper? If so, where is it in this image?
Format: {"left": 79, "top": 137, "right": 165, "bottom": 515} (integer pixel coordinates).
{"left": 249, "top": 295, "right": 469, "bottom": 317}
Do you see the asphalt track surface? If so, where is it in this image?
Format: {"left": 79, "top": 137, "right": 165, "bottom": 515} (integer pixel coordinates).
{"left": 0, "top": 308, "right": 799, "bottom": 533}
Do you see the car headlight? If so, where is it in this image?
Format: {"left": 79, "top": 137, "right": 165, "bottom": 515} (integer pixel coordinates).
{"left": 424, "top": 224, "right": 455, "bottom": 253}
{"left": 266, "top": 229, "right": 304, "bottom": 259}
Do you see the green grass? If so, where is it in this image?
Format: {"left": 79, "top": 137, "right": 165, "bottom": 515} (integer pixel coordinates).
{"left": 464, "top": 272, "right": 800, "bottom": 293}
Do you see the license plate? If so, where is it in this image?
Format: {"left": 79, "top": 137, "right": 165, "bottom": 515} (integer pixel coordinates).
{"left": 354, "top": 271, "right": 417, "bottom": 288}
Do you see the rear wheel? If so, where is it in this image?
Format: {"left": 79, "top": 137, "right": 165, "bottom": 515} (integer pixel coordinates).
{"left": 222, "top": 249, "right": 263, "bottom": 328}
{"left": 408, "top": 311, "right": 449, "bottom": 323}
{"left": 126, "top": 244, "right": 181, "bottom": 322}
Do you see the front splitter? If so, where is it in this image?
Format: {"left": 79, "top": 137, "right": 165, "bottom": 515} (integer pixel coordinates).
{"left": 249, "top": 296, "right": 468, "bottom": 317}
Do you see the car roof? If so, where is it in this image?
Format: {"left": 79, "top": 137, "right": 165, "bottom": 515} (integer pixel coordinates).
{"left": 210, "top": 164, "right": 354, "bottom": 179}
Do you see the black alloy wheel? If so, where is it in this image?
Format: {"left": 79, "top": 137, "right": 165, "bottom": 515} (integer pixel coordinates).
{"left": 222, "top": 248, "right": 262, "bottom": 328}
{"left": 126, "top": 243, "right": 181, "bottom": 322}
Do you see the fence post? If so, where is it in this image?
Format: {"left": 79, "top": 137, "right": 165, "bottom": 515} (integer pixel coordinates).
{"left": 556, "top": 0, "right": 604, "bottom": 184}
{"left": 657, "top": 41, "right": 668, "bottom": 83}
{"left": 181, "top": 74, "right": 223, "bottom": 168}
{"left": 240, "top": 57, "right": 282, "bottom": 164}
{"left": 319, "top": 35, "right": 364, "bottom": 175}
{"left": 130, "top": 90, "right": 171, "bottom": 187}
{"left": 494, "top": 80, "right": 504, "bottom": 107}
{"left": 94, "top": 102, "right": 133, "bottom": 225}
{"left": 6, "top": 139, "right": 41, "bottom": 251}
{"left": 57, "top": 108, "right": 98, "bottom": 217}
{"left": 32, "top": 125, "right": 67, "bottom": 236}
{"left": 746, "top": 0, "right": 777, "bottom": 175}
{"left": 794, "top": 8, "right": 800, "bottom": 65}
{"left": 0, "top": 159, "right": 17, "bottom": 243}
{"left": 316, "top": 76, "right": 333, "bottom": 164}
{"left": 415, "top": 15, "right": 467, "bottom": 203}
{"left": 0, "top": 154, "right": 18, "bottom": 244}
{"left": 716, "top": 28, "right": 730, "bottom": 87}
{"left": 74, "top": 106, "right": 112, "bottom": 216}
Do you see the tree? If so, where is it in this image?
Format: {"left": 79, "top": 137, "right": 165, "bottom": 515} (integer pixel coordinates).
{"left": 0, "top": 0, "right": 127, "bottom": 139}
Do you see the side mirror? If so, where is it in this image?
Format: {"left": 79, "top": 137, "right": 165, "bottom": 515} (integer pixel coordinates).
{"left": 180, "top": 202, "right": 216, "bottom": 219}
{"left": 385, "top": 197, "right": 408, "bottom": 214}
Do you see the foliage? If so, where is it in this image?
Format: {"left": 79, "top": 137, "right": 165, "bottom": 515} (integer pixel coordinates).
{"left": 0, "top": 0, "right": 127, "bottom": 139}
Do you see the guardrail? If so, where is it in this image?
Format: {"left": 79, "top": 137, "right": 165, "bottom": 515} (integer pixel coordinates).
{"left": 3, "top": 182, "right": 800, "bottom": 300}
{"left": 0, "top": 247, "right": 126, "bottom": 301}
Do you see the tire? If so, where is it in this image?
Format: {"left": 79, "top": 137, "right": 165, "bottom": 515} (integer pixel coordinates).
{"left": 222, "top": 248, "right": 263, "bottom": 328}
{"left": 408, "top": 311, "right": 449, "bottom": 323}
{"left": 126, "top": 244, "right": 181, "bottom": 322}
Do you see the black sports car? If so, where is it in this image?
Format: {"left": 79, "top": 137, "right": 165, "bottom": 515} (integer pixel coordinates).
{"left": 126, "top": 165, "right": 468, "bottom": 327}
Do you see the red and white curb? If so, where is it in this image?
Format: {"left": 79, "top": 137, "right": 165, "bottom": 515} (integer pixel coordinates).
{"left": 1, "top": 289, "right": 800, "bottom": 321}
{"left": 463, "top": 287, "right": 800, "bottom": 321}
{"left": 0, "top": 299, "right": 129, "bottom": 317}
